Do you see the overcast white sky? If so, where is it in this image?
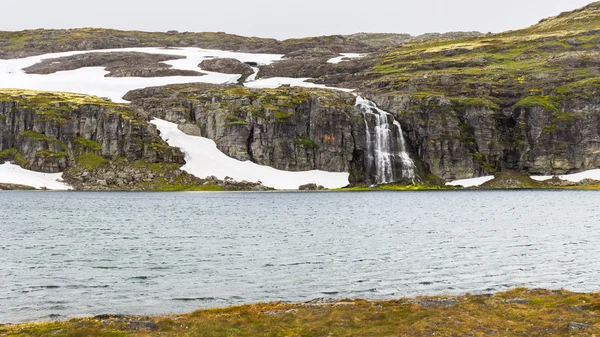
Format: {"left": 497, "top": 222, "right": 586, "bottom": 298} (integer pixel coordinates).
{"left": 1, "top": 0, "right": 595, "bottom": 39}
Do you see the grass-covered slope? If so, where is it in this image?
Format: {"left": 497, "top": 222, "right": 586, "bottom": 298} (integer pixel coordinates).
{"left": 3, "top": 289, "right": 600, "bottom": 336}
{"left": 366, "top": 1, "right": 600, "bottom": 98}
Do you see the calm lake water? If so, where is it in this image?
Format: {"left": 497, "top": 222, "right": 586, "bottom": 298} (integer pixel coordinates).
{"left": 1, "top": 190, "right": 600, "bottom": 323}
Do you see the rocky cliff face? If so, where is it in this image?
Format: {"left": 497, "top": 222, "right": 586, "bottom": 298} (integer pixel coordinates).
{"left": 371, "top": 80, "right": 600, "bottom": 180}
{"left": 0, "top": 89, "right": 273, "bottom": 190}
{"left": 125, "top": 84, "right": 377, "bottom": 184}
{"left": 345, "top": 2, "right": 600, "bottom": 181}
{"left": 0, "top": 90, "right": 183, "bottom": 173}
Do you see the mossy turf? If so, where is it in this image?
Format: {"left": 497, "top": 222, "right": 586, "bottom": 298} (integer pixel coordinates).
{"left": 4, "top": 289, "right": 600, "bottom": 337}
{"left": 367, "top": 2, "right": 600, "bottom": 105}
{"left": 0, "top": 89, "right": 144, "bottom": 124}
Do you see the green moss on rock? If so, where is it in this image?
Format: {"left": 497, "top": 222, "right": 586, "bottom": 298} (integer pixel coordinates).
{"left": 514, "top": 96, "right": 559, "bottom": 112}
{"left": 76, "top": 152, "right": 108, "bottom": 170}
{"left": 74, "top": 137, "right": 102, "bottom": 151}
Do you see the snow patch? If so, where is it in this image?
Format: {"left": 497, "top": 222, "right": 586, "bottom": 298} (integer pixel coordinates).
{"left": 150, "top": 119, "right": 349, "bottom": 190}
{"left": 0, "top": 163, "right": 72, "bottom": 190}
{"left": 447, "top": 169, "right": 600, "bottom": 187}
{"left": 446, "top": 176, "right": 495, "bottom": 188}
{"left": 245, "top": 77, "right": 354, "bottom": 92}
{"left": 327, "top": 53, "right": 364, "bottom": 64}
{"left": 530, "top": 169, "right": 600, "bottom": 183}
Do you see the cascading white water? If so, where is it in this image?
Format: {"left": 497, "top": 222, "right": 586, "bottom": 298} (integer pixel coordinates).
{"left": 356, "top": 97, "right": 416, "bottom": 185}
{"left": 393, "top": 120, "right": 417, "bottom": 181}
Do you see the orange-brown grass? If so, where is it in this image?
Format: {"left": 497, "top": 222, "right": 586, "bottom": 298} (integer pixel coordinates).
{"left": 3, "top": 288, "right": 600, "bottom": 336}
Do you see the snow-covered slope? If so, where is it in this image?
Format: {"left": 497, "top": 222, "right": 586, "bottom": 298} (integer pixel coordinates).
{"left": 0, "top": 47, "right": 353, "bottom": 103}
{"left": 0, "top": 163, "right": 72, "bottom": 190}
{"left": 150, "top": 119, "right": 350, "bottom": 190}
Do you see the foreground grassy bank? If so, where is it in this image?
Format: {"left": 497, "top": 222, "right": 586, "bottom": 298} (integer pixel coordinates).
{"left": 3, "top": 289, "right": 600, "bottom": 336}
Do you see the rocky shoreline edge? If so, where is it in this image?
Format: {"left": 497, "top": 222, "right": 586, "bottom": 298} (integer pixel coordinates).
{"left": 2, "top": 288, "right": 599, "bottom": 336}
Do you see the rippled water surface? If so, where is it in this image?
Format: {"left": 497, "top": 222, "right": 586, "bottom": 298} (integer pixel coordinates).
{"left": 2, "top": 190, "right": 600, "bottom": 323}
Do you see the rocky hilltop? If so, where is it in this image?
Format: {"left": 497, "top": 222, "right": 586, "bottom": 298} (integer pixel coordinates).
{"left": 0, "top": 29, "right": 485, "bottom": 60}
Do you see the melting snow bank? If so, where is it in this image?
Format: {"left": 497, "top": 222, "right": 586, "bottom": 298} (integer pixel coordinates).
{"left": 530, "top": 169, "right": 600, "bottom": 183}
{"left": 447, "top": 169, "right": 600, "bottom": 187}
{"left": 0, "top": 47, "right": 355, "bottom": 103}
{"left": 327, "top": 53, "right": 364, "bottom": 64}
{"left": 150, "top": 119, "right": 350, "bottom": 190}
{"left": 446, "top": 176, "right": 495, "bottom": 188}
{"left": 0, "top": 163, "right": 72, "bottom": 190}
{"left": 245, "top": 77, "right": 354, "bottom": 92}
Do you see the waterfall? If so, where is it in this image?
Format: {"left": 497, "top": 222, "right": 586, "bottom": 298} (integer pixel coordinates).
{"left": 356, "top": 97, "right": 416, "bottom": 185}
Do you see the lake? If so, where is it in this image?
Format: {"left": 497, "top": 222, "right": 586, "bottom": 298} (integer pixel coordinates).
{"left": 1, "top": 190, "right": 599, "bottom": 323}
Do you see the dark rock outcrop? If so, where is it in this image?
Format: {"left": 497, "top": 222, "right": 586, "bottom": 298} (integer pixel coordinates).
{"left": 199, "top": 58, "right": 254, "bottom": 76}
{"left": 0, "top": 183, "right": 36, "bottom": 190}
{"left": 23, "top": 52, "right": 204, "bottom": 77}
{"left": 299, "top": 183, "right": 325, "bottom": 190}
{"left": 256, "top": 53, "right": 377, "bottom": 85}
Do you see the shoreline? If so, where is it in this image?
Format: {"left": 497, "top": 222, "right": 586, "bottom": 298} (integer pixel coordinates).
{"left": 2, "top": 184, "right": 600, "bottom": 192}
{"left": 2, "top": 288, "right": 599, "bottom": 336}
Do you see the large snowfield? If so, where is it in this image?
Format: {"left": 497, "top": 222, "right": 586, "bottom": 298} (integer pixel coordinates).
{"left": 0, "top": 47, "right": 354, "bottom": 103}
{"left": 150, "top": 119, "right": 350, "bottom": 190}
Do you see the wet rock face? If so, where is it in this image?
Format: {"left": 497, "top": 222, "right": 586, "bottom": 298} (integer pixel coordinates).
{"left": 198, "top": 58, "right": 254, "bottom": 76}
{"left": 372, "top": 91, "right": 600, "bottom": 180}
{"left": 22, "top": 52, "right": 205, "bottom": 77}
{"left": 126, "top": 84, "right": 370, "bottom": 184}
